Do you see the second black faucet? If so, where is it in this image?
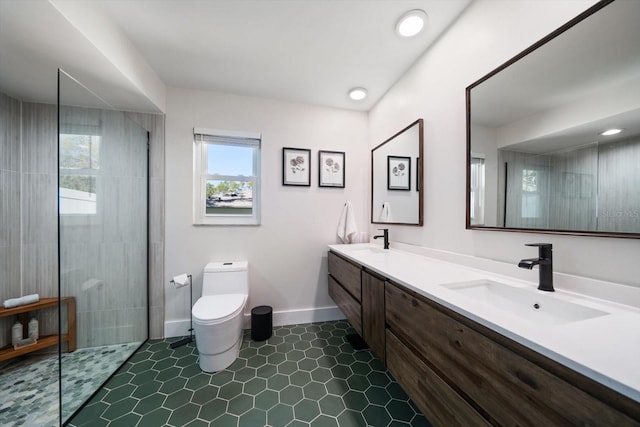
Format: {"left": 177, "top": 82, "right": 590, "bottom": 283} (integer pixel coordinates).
{"left": 517, "top": 243, "right": 554, "bottom": 292}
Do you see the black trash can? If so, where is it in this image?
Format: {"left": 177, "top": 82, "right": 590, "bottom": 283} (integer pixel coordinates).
{"left": 251, "top": 305, "right": 273, "bottom": 341}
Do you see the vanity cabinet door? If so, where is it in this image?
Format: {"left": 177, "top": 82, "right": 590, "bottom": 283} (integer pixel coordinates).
{"left": 385, "top": 282, "right": 640, "bottom": 427}
{"left": 361, "top": 269, "right": 385, "bottom": 364}
{"left": 328, "top": 251, "right": 361, "bottom": 302}
{"left": 328, "top": 275, "right": 361, "bottom": 335}
{"left": 386, "top": 330, "right": 490, "bottom": 427}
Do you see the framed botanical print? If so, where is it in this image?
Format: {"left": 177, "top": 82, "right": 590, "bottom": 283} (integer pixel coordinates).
{"left": 283, "top": 147, "right": 311, "bottom": 186}
{"left": 318, "top": 150, "right": 345, "bottom": 188}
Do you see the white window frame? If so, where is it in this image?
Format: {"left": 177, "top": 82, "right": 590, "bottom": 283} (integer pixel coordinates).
{"left": 470, "top": 154, "right": 485, "bottom": 225}
{"left": 193, "top": 127, "right": 261, "bottom": 225}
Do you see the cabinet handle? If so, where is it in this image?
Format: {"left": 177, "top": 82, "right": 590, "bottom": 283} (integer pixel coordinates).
{"left": 515, "top": 370, "right": 538, "bottom": 390}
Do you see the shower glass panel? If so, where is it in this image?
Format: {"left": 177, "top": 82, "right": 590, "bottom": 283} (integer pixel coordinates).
{"left": 58, "top": 70, "right": 149, "bottom": 423}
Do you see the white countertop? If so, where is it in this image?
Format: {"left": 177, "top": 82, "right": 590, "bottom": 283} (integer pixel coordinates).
{"left": 328, "top": 243, "right": 640, "bottom": 403}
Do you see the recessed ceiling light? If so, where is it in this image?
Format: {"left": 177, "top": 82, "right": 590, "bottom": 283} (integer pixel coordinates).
{"left": 348, "top": 87, "right": 367, "bottom": 101}
{"left": 600, "top": 128, "right": 622, "bottom": 136}
{"left": 396, "top": 9, "right": 427, "bottom": 38}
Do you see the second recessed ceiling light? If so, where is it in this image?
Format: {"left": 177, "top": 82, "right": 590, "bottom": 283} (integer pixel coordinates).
{"left": 396, "top": 9, "right": 427, "bottom": 38}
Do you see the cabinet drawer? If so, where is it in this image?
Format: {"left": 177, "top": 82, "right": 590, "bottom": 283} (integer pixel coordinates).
{"left": 328, "top": 251, "right": 361, "bottom": 302}
{"left": 386, "top": 330, "right": 490, "bottom": 427}
{"left": 362, "top": 269, "right": 385, "bottom": 363}
{"left": 385, "top": 282, "right": 640, "bottom": 426}
{"left": 328, "top": 275, "right": 361, "bottom": 335}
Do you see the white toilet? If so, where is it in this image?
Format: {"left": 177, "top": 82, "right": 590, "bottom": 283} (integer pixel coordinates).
{"left": 192, "top": 261, "right": 249, "bottom": 372}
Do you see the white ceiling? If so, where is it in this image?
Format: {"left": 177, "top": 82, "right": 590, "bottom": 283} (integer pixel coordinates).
{"left": 0, "top": 0, "right": 470, "bottom": 112}
{"left": 0, "top": 0, "right": 160, "bottom": 111}
{"left": 470, "top": 0, "right": 640, "bottom": 153}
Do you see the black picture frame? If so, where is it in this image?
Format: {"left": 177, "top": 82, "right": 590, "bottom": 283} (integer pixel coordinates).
{"left": 387, "top": 156, "right": 411, "bottom": 191}
{"left": 416, "top": 157, "right": 420, "bottom": 192}
{"left": 282, "top": 147, "right": 311, "bottom": 186}
{"left": 318, "top": 150, "right": 345, "bottom": 188}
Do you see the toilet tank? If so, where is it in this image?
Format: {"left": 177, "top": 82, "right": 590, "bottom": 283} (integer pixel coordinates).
{"left": 202, "top": 261, "right": 249, "bottom": 296}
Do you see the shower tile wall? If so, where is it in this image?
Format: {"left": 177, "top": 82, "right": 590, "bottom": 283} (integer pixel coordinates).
{"left": 0, "top": 92, "right": 21, "bottom": 349}
{"left": 22, "top": 102, "right": 59, "bottom": 337}
{"left": 0, "top": 98, "right": 71, "bottom": 345}
{"left": 60, "top": 107, "right": 146, "bottom": 348}
{"left": 125, "top": 112, "right": 165, "bottom": 340}
{"left": 60, "top": 106, "right": 166, "bottom": 347}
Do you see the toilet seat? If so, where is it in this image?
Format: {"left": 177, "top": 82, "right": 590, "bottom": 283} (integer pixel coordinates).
{"left": 192, "top": 294, "right": 247, "bottom": 325}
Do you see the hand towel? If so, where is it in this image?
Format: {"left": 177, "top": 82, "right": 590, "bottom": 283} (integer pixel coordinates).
{"left": 379, "top": 202, "right": 393, "bottom": 222}
{"left": 337, "top": 202, "right": 358, "bottom": 243}
{"left": 3, "top": 293, "right": 40, "bottom": 309}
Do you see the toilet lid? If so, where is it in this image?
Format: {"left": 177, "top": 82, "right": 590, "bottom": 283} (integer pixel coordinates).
{"left": 192, "top": 294, "right": 246, "bottom": 322}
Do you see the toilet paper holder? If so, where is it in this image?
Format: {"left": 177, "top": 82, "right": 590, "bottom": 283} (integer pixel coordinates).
{"left": 169, "top": 274, "right": 193, "bottom": 349}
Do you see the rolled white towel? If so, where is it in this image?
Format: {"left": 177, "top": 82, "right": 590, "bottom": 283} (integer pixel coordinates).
{"left": 3, "top": 293, "right": 40, "bottom": 309}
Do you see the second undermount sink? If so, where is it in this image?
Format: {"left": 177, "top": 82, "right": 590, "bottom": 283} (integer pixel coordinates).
{"left": 443, "top": 279, "right": 609, "bottom": 326}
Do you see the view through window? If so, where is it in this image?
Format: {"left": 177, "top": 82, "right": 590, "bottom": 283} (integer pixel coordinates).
{"left": 59, "top": 133, "right": 100, "bottom": 215}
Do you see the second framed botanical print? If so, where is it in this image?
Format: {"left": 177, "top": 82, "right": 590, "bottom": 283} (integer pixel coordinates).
{"left": 318, "top": 150, "right": 345, "bottom": 188}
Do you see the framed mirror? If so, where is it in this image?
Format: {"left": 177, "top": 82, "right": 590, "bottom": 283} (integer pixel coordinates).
{"left": 372, "top": 119, "right": 423, "bottom": 226}
{"left": 466, "top": 0, "right": 640, "bottom": 238}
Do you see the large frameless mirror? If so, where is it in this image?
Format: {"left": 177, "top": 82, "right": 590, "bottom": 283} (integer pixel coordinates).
{"left": 466, "top": 0, "right": 640, "bottom": 237}
{"left": 372, "top": 119, "right": 424, "bottom": 226}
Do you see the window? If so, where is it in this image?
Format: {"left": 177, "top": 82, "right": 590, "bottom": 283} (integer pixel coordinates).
{"left": 193, "top": 128, "right": 261, "bottom": 225}
{"left": 470, "top": 155, "right": 485, "bottom": 225}
{"left": 59, "top": 133, "right": 100, "bottom": 215}
{"left": 521, "top": 169, "right": 540, "bottom": 219}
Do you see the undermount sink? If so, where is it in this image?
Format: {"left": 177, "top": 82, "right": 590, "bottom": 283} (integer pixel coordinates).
{"left": 443, "top": 279, "right": 609, "bottom": 326}
{"left": 349, "top": 247, "right": 387, "bottom": 255}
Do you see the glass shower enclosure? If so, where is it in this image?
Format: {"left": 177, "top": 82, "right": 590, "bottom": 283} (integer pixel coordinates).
{"left": 58, "top": 69, "right": 149, "bottom": 423}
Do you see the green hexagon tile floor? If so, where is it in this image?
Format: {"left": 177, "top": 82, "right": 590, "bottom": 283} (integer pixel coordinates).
{"left": 68, "top": 320, "right": 431, "bottom": 427}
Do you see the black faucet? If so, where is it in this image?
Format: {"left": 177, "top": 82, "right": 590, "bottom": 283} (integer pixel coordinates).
{"left": 518, "top": 243, "right": 554, "bottom": 292}
{"left": 373, "top": 228, "right": 389, "bottom": 249}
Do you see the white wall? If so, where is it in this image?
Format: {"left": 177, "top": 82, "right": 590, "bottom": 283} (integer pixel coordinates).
{"left": 165, "top": 87, "right": 368, "bottom": 334}
{"left": 368, "top": 0, "right": 640, "bottom": 288}
{"left": 470, "top": 124, "right": 498, "bottom": 226}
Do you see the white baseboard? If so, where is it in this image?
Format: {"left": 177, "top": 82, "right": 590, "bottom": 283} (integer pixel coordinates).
{"left": 164, "top": 319, "right": 192, "bottom": 339}
{"left": 265, "top": 306, "right": 345, "bottom": 328}
{"left": 164, "top": 306, "right": 345, "bottom": 338}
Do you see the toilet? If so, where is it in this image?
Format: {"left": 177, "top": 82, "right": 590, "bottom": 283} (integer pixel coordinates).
{"left": 192, "top": 261, "right": 249, "bottom": 372}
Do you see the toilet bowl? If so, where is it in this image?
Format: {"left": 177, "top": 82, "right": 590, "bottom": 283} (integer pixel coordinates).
{"left": 192, "top": 261, "right": 249, "bottom": 372}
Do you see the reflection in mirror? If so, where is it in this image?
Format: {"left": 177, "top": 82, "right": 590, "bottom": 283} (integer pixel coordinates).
{"left": 467, "top": 0, "right": 640, "bottom": 237}
{"left": 372, "top": 119, "right": 423, "bottom": 225}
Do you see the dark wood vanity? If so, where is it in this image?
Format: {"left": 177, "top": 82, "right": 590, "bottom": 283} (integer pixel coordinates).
{"left": 328, "top": 250, "right": 640, "bottom": 426}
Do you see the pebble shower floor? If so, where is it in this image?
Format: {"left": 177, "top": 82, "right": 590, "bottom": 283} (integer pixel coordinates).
{"left": 69, "top": 320, "right": 431, "bottom": 426}
{"left": 0, "top": 342, "right": 141, "bottom": 426}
